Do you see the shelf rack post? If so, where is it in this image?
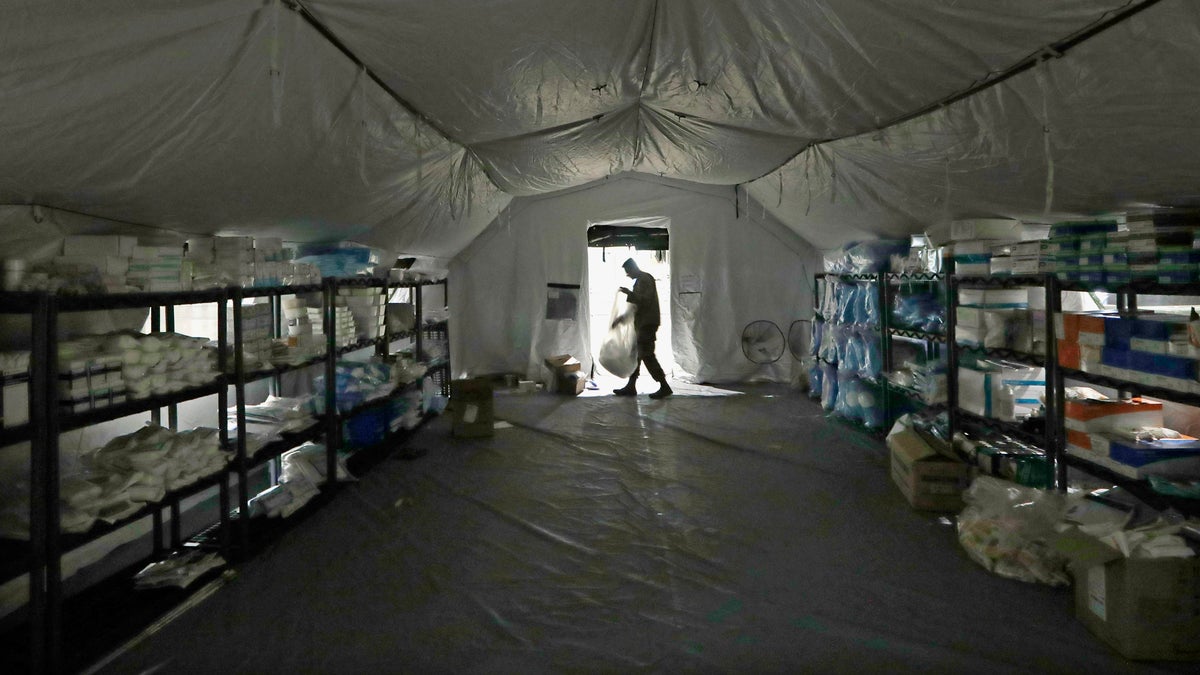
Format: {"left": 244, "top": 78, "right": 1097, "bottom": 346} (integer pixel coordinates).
{"left": 414, "top": 280, "right": 424, "bottom": 362}
{"left": 217, "top": 291, "right": 231, "bottom": 559}
{"left": 231, "top": 287, "right": 250, "bottom": 555}
{"left": 324, "top": 278, "right": 339, "bottom": 488}
{"left": 26, "top": 292, "right": 51, "bottom": 674}
{"left": 1046, "top": 274, "right": 1065, "bottom": 490}
{"left": 43, "top": 293, "right": 62, "bottom": 674}
{"left": 946, "top": 275, "right": 960, "bottom": 442}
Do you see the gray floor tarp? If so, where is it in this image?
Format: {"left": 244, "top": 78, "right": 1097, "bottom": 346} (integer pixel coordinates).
{"left": 95, "top": 385, "right": 1184, "bottom": 673}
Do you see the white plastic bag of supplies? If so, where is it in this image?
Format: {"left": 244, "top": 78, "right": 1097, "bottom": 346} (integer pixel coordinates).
{"left": 599, "top": 292, "right": 638, "bottom": 377}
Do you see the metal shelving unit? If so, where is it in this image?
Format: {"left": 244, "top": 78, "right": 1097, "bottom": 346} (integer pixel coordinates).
{"left": 1053, "top": 280, "right": 1200, "bottom": 514}
{"left": 880, "top": 272, "right": 947, "bottom": 428}
{"left": 1, "top": 275, "right": 450, "bottom": 672}
{"left": 947, "top": 274, "right": 1059, "bottom": 480}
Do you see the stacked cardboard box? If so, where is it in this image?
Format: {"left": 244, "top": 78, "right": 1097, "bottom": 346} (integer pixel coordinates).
{"left": 1054, "top": 529, "right": 1200, "bottom": 661}
{"left": 956, "top": 288, "right": 1029, "bottom": 349}
{"left": 888, "top": 426, "right": 972, "bottom": 511}
{"left": 1000, "top": 239, "right": 1056, "bottom": 276}
{"left": 1056, "top": 311, "right": 1200, "bottom": 393}
{"left": 957, "top": 358, "right": 1045, "bottom": 421}
{"left": 1126, "top": 211, "right": 1200, "bottom": 284}
{"left": 229, "top": 302, "right": 274, "bottom": 367}
{"left": 946, "top": 218, "right": 1024, "bottom": 276}
{"left": 309, "top": 304, "right": 357, "bottom": 348}
{"left": 1044, "top": 219, "right": 1118, "bottom": 285}
{"left": 127, "top": 245, "right": 186, "bottom": 292}
{"left": 337, "top": 288, "right": 385, "bottom": 340}
{"left": 544, "top": 354, "right": 585, "bottom": 395}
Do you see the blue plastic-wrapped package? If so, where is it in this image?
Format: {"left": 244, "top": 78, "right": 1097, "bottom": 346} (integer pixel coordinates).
{"left": 859, "top": 327, "right": 883, "bottom": 380}
{"left": 834, "top": 324, "right": 856, "bottom": 369}
{"left": 810, "top": 319, "right": 824, "bottom": 357}
{"left": 859, "top": 282, "right": 879, "bottom": 326}
{"left": 820, "top": 362, "right": 838, "bottom": 411}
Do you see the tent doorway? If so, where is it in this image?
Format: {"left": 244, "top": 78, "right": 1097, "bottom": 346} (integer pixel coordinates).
{"left": 586, "top": 218, "right": 674, "bottom": 386}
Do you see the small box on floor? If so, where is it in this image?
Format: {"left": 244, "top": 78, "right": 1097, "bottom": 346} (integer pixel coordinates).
{"left": 1055, "top": 529, "right": 1200, "bottom": 661}
{"left": 543, "top": 354, "right": 584, "bottom": 395}
{"left": 449, "top": 378, "right": 494, "bottom": 438}
{"left": 888, "top": 427, "right": 971, "bottom": 512}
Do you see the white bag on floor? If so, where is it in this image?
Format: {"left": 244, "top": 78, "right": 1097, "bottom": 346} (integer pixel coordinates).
{"left": 599, "top": 292, "right": 638, "bottom": 377}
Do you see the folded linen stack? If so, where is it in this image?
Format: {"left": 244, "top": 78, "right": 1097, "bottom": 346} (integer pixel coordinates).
{"left": 0, "top": 424, "right": 230, "bottom": 539}
{"left": 100, "top": 332, "right": 217, "bottom": 400}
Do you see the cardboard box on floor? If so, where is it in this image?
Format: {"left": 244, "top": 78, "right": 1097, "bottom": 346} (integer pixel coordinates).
{"left": 449, "top": 377, "right": 494, "bottom": 438}
{"left": 1052, "top": 528, "right": 1200, "bottom": 660}
{"left": 888, "top": 427, "right": 971, "bottom": 512}
{"left": 543, "top": 354, "right": 585, "bottom": 395}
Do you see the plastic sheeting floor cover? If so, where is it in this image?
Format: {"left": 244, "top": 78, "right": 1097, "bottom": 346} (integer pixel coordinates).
{"left": 97, "top": 385, "right": 1182, "bottom": 674}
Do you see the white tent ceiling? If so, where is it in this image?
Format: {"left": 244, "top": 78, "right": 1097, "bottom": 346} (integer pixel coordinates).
{"left": 2, "top": 0, "right": 1194, "bottom": 258}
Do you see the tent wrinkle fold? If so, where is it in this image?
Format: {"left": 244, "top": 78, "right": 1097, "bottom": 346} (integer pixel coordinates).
{"left": 0, "top": 1, "right": 1194, "bottom": 258}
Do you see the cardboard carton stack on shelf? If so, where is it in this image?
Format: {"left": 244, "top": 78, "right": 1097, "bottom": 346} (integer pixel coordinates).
{"left": 956, "top": 287, "right": 1032, "bottom": 351}
{"left": 1057, "top": 397, "right": 1200, "bottom": 479}
{"left": 992, "top": 239, "right": 1055, "bottom": 277}
{"left": 944, "top": 218, "right": 1025, "bottom": 276}
{"left": 1056, "top": 310, "right": 1200, "bottom": 394}
{"left": 229, "top": 301, "right": 274, "bottom": 368}
{"left": 338, "top": 287, "right": 385, "bottom": 341}
{"left": 57, "top": 235, "right": 137, "bottom": 292}
{"left": 309, "top": 301, "right": 357, "bottom": 349}
{"left": 127, "top": 245, "right": 186, "bottom": 293}
{"left": 1125, "top": 211, "right": 1200, "bottom": 285}
{"left": 957, "top": 358, "right": 1045, "bottom": 422}
{"left": 253, "top": 237, "right": 285, "bottom": 287}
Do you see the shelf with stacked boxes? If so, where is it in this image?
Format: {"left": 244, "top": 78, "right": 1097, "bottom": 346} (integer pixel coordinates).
{"left": 0, "top": 285, "right": 233, "bottom": 674}
{"left": 946, "top": 274, "right": 1058, "bottom": 489}
{"left": 1052, "top": 272, "right": 1200, "bottom": 504}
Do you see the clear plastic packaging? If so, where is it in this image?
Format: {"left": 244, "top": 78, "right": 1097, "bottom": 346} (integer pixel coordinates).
{"left": 956, "top": 476, "right": 1070, "bottom": 586}
{"left": 820, "top": 362, "right": 838, "bottom": 411}
{"left": 858, "top": 326, "right": 883, "bottom": 380}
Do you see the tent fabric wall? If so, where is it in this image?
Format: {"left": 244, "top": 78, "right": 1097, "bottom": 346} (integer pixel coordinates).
{"left": 449, "top": 175, "right": 819, "bottom": 384}
{"left": 747, "top": 2, "right": 1200, "bottom": 250}
{"left": 3, "top": 1, "right": 1182, "bottom": 265}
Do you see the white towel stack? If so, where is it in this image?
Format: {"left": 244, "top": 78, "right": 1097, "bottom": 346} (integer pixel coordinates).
{"left": 0, "top": 424, "right": 230, "bottom": 539}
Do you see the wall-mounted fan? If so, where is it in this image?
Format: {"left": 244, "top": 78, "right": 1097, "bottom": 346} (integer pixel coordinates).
{"left": 787, "top": 319, "right": 810, "bottom": 360}
{"left": 741, "top": 320, "right": 785, "bottom": 364}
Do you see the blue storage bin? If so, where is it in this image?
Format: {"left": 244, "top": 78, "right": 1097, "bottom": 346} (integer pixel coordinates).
{"left": 345, "top": 407, "right": 388, "bottom": 448}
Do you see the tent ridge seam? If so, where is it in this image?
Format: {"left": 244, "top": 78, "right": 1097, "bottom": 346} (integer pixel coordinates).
{"left": 288, "top": 1, "right": 507, "bottom": 194}
{"left": 743, "top": 0, "right": 1166, "bottom": 187}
